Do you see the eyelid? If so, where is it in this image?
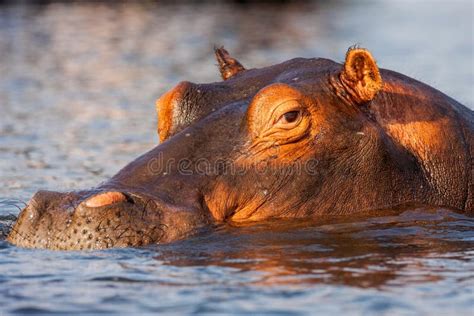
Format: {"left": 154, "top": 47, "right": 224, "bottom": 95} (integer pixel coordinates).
{"left": 278, "top": 109, "right": 301, "bottom": 123}
{"left": 275, "top": 111, "right": 304, "bottom": 130}
{"left": 270, "top": 99, "right": 303, "bottom": 124}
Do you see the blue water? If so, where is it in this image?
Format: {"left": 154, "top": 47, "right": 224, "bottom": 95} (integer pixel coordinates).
{"left": 1, "top": 208, "right": 474, "bottom": 314}
{"left": 1, "top": 1, "right": 473, "bottom": 314}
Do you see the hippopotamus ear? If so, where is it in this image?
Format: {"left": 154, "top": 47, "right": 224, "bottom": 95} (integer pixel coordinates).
{"left": 340, "top": 47, "right": 383, "bottom": 103}
{"left": 214, "top": 47, "right": 246, "bottom": 80}
{"left": 155, "top": 81, "right": 191, "bottom": 142}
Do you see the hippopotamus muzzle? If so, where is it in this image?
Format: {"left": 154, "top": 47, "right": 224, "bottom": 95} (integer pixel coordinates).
{"left": 8, "top": 188, "right": 210, "bottom": 250}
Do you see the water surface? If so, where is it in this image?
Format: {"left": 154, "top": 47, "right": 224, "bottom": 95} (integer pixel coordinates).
{"left": 0, "top": 1, "right": 473, "bottom": 314}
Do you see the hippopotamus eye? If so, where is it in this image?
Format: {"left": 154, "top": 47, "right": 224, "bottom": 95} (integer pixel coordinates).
{"left": 275, "top": 108, "right": 303, "bottom": 127}
{"left": 247, "top": 83, "right": 310, "bottom": 140}
{"left": 281, "top": 110, "right": 301, "bottom": 124}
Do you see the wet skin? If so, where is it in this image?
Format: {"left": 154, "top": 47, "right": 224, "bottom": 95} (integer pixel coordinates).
{"left": 7, "top": 47, "right": 474, "bottom": 250}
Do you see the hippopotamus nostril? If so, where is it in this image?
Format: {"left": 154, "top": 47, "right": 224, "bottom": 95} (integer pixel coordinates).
{"left": 28, "top": 190, "right": 66, "bottom": 217}
{"left": 6, "top": 189, "right": 70, "bottom": 247}
{"left": 21, "top": 203, "right": 41, "bottom": 223}
{"left": 84, "top": 192, "right": 128, "bottom": 208}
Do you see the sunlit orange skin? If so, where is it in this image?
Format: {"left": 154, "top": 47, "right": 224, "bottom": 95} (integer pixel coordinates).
{"left": 85, "top": 192, "right": 127, "bottom": 208}
{"left": 155, "top": 81, "right": 193, "bottom": 143}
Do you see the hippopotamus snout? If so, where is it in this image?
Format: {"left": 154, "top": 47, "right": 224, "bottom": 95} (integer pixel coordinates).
{"left": 7, "top": 189, "right": 210, "bottom": 250}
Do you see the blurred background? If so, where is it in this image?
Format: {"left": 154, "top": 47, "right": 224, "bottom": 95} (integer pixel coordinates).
{"left": 0, "top": 0, "right": 473, "bottom": 200}
{"left": 0, "top": 2, "right": 473, "bottom": 314}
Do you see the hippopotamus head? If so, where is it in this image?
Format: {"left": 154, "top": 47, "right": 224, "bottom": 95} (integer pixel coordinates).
{"left": 8, "top": 47, "right": 473, "bottom": 250}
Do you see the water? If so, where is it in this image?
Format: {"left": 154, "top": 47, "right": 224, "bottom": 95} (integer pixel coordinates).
{"left": 0, "top": 1, "right": 473, "bottom": 314}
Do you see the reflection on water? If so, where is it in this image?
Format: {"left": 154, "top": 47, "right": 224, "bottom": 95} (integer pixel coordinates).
{"left": 0, "top": 207, "right": 473, "bottom": 314}
{"left": 157, "top": 208, "right": 474, "bottom": 287}
{"left": 0, "top": 1, "right": 473, "bottom": 314}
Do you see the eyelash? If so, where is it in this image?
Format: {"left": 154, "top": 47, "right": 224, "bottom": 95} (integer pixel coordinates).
{"left": 277, "top": 110, "right": 302, "bottom": 125}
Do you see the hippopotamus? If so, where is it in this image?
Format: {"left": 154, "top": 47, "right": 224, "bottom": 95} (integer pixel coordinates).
{"left": 7, "top": 47, "right": 473, "bottom": 250}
